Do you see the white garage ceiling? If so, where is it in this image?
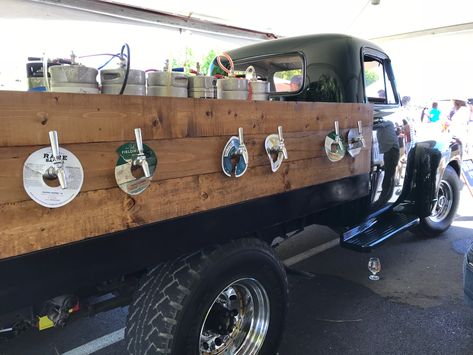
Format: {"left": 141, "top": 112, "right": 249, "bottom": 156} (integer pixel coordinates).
{"left": 104, "top": 0, "right": 473, "bottom": 39}
{"left": 2, "top": 0, "right": 473, "bottom": 100}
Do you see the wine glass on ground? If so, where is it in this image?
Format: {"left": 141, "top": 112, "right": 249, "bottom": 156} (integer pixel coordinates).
{"left": 368, "top": 257, "right": 381, "bottom": 280}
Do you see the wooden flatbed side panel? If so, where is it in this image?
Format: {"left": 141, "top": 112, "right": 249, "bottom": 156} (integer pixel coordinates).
{"left": 0, "top": 130, "right": 372, "bottom": 204}
{"left": 0, "top": 91, "right": 370, "bottom": 145}
{"left": 0, "top": 154, "right": 370, "bottom": 259}
{"left": 0, "top": 91, "right": 373, "bottom": 259}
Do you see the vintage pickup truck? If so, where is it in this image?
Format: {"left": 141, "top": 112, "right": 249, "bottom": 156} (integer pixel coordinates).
{"left": 0, "top": 34, "right": 462, "bottom": 354}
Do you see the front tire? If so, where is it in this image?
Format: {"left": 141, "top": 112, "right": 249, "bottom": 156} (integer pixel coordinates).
{"left": 417, "top": 165, "right": 460, "bottom": 236}
{"left": 125, "top": 238, "right": 288, "bottom": 355}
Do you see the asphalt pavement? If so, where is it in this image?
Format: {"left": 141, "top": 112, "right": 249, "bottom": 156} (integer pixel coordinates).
{"left": 1, "top": 186, "right": 473, "bottom": 355}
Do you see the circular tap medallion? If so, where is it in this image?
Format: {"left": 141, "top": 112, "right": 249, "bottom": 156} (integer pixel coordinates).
{"left": 115, "top": 143, "right": 157, "bottom": 195}
{"left": 324, "top": 131, "right": 346, "bottom": 162}
{"left": 221, "top": 137, "right": 248, "bottom": 178}
{"left": 23, "top": 147, "right": 84, "bottom": 208}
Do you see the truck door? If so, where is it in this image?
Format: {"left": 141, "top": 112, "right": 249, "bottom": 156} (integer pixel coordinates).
{"left": 362, "top": 49, "right": 402, "bottom": 209}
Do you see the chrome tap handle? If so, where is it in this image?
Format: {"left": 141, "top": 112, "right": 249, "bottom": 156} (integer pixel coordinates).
{"left": 238, "top": 127, "right": 244, "bottom": 145}
{"left": 357, "top": 121, "right": 366, "bottom": 148}
{"left": 237, "top": 127, "right": 249, "bottom": 165}
{"left": 334, "top": 121, "right": 341, "bottom": 144}
{"left": 134, "top": 128, "right": 144, "bottom": 155}
{"left": 48, "top": 130, "right": 67, "bottom": 189}
{"left": 49, "top": 131, "right": 60, "bottom": 159}
{"left": 278, "top": 126, "right": 288, "bottom": 159}
{"left": 133, "top": 128, "right": 151, "bottom": 178}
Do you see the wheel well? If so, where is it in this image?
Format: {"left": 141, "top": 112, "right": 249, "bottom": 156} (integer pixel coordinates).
{"left": 448, "top": 160, "right": 461, "bottom": 176}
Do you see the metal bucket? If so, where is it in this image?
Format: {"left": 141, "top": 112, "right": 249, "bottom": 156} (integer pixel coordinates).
{"left": 188, "top": 76, "right": 216, "bottom": 89}
{"left": 249, "top": 81, "right": 270, "bottom": 101}
{"left": 217, "top": 78, "right": 248, "bottom": 100}
{"left": 147, "top": 86, "right": 188, "bottom": 97}
{"left": 101, "top": 68, "right": 146, "bottom": 95}
{"left": 49, "top": 65, "right": 98, "bottom": 85}
{"left": 188, "top": 88, "right": 216, "bottom": 99}
{"left": 219, "top": 91, "right": 248, "bottom": 100}
{"left": 49, "top": 64, "right": 98, "bottom": 94}
{"left": 50, "top": 83, "right": 100, "bottom": 94}
{"left": 101, "top": 84, "right": 146, "bottom": 96}
{"left": 147, "top": 71, "right": 188, "bottom": 87}
{"left": 188, "top": 76, "right": 216, "bottom": 98}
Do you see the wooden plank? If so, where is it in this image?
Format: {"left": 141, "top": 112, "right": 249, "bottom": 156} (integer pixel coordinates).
{"left": 0, "top": 91, "right": 371, "bottom": 146}
{"left": 0, "top": 154, "right": 370, "bottom": 259}
{"left": 0, "top": 129, "right": 372, "bottom": 204}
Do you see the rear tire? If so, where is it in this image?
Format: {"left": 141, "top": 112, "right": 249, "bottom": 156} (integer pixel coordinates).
{"left": 417, "top": 165, "right": 460, "bottom": 236}
{"left": 125, "top": 238, "right": 288, "bottom": 355}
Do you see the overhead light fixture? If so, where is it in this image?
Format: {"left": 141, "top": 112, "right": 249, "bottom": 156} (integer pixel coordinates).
{"left": 371, "top": 0, "right": 380, "bottom": 4}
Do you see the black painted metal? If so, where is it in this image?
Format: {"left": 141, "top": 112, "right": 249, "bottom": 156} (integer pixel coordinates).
{"left": 341, "top": 211, "right": 419, "bottom": 252}
{"left": 395, "top": 138, "right": 462, "bottom": 218}
{"left": 0, "top": 174, "right": 369, "bottom": 315}
{"left": 213, "top": 34, "right": 383, "bottom": 103}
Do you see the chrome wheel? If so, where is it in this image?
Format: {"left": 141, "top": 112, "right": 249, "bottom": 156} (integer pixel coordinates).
{"left": 199, "top": 278, "right": 270, "bottom": 355}
{"left": 429, "top": 179, "right": 454, "bottom": 223}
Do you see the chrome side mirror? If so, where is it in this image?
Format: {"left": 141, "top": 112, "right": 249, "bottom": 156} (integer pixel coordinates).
{"left": 222, "top": 127, "right": 249, "bottom": 178}
{"left": 265, "top": 126, "right": 288, "bottom": 172}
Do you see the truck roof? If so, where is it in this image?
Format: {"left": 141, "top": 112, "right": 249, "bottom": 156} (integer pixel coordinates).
{"left": 224, "top": 33, "right": 388, "bottom": 103}
{"left": 227, "top": 33, "right": 385, "bottom": 62}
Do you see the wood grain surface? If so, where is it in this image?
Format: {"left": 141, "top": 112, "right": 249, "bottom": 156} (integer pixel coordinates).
{"left": 0, "top": 91, "right": 373, "bottom": 259}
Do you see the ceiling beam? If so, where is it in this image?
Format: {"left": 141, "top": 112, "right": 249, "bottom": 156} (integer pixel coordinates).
{"left": 371, "top": 22, "right": 473, "bottom": 42}
{"left": 29, "top": 0, "right": 277, "bottom": 41}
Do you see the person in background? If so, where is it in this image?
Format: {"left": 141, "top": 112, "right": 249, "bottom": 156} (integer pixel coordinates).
{"left": 290, "top": 75, "right": 303, "bottom": 92}
{"left": 429, "top": 102, "right": 440, "bottom": 123}
{"left": 465, "top": 98, "right": 473, "bottom": 157}
{"left": 403, "top": 119, "right": 412, "bottom": 154}
{"left": 395, "top": 123, "right": 406, "bottom": 158}
{"left": 450, "top": 99, "right": 469, "bottom": 146}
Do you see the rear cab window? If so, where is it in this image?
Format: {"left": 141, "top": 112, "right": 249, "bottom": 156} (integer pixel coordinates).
{"left": 231, "top": 53, "right": 305, "bottom": 95}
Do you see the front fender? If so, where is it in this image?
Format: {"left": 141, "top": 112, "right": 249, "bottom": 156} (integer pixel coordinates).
{"left": 398, "top": 137, "right": 462, "bottom": 218}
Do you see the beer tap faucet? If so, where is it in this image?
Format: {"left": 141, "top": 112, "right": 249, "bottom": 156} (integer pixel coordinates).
{"left": 47, "top": 130, "right": 67, "bottom": 189}
{"left": 237, "top": 127, "right": 249, "bottom": 166}
{"left": 133, "top": 128, "right": 151, "bottom": 178}
{"left": 357, "top": 121, "right": 366, "bottom": 148}
{"left": 277, "top": 126, "right": 288, "bottom": 160}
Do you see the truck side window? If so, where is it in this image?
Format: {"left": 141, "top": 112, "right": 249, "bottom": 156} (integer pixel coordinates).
{"left": 363, "top": 55, "right": 396, "bottom": 105}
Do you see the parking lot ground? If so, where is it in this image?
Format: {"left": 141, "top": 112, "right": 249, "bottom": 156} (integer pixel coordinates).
{"left": 1, "top": 185, "right": 472, "bottom": 355}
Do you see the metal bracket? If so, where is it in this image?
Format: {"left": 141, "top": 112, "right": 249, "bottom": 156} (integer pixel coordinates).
{"left": 222, "top": 127, "right": 249, "bottom": 177}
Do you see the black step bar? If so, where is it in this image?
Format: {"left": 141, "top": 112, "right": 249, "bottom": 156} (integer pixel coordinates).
{"left": 340, "top": 211, "right": 419, "bottom": 252}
